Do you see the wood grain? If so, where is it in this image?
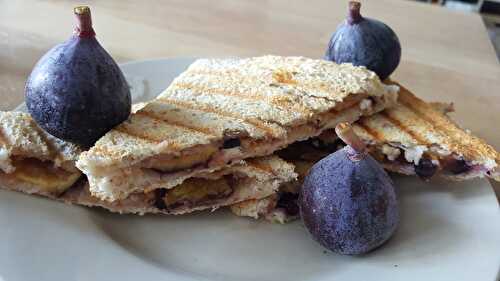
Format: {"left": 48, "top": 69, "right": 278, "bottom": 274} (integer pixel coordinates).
{"left": 0, "top": 0, "right": 499, "bottom": 195}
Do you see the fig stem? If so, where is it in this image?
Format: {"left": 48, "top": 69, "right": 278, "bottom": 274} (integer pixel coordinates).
{"left": 74, "top": 6, "right": 95, "bottom": 38}
{"left": 347, "top": 1, "right": 363, "bottom": 25}
{"left": 335, "top": 122, "right": 366, "bottom": 154}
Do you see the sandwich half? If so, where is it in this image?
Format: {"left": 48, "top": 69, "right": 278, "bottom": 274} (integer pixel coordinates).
{"left": 0, "top": 110, "right": 296, "bottom": 215}
{"left": 77, "top": 55, "right": 399, "bottom": 202}
{"left": 0, "top": 111, "right": 82, "bottom": 197}
{"left": 231, "top": 85, "right": 500, "bottom": 223}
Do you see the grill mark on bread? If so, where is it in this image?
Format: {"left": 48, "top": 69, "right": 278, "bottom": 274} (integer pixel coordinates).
{"left": 397, "top": 88, "right": 499, "bottom": 160}
{"left": 398, "top": 90, "right": 467, "bottom": 145}
{"left": 171, "top": 82, "right": 313, "bottom": 116}
{"left": 155, "top": 97, "right": 280, "bottom": 137}
{"left": 186, "top": 69, "right": 341, "bottom": 97}
{"left": 400, "top": 102, "right": 446, "bottom": 130}
{"left": 397, "top": 90, "right": 453, "bottom": 136}
{"left": 172, "top": 82, "right": 267, "bottom": 102}
{"left": 178, "top": 69, "right": 373, "bottom": 108}
{"left": 378, "top": 111, "right": 430, "bottom": 146}
{"left": 114, "top": 126, "right": 163, "bottom": 144}
{"left": 356, "top": 119, "right": 383, "bottom": 142}
{"left": 135, "top": 109, "right": 218, "bottom": 138}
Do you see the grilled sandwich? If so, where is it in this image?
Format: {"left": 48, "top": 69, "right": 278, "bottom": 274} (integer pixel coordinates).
{"left": 77, "top": 56, "right": 399, "bottom": 202}
{"left": 355, "top": 85, "right": 500, "bottom": 181}
{"left": 0, "top": 110, "right": 296, "bottom": 214}
{"left": 231, "top": 85, "right": 500, "bottom": 223}
{"left": 0, "top": 111, "right": 82, "bottom": 197}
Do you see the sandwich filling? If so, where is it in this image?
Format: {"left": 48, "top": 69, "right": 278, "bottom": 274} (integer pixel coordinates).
{"left": 365, "top": 143, "right": 496, "bottom": 180}
{"left": 231, "top": 137, "right": 338, "bottom": 223}
{"left": 7, "top": 158, "right": 81, "bottom": 194}
{"left": 62, "top": 156, "right": 297, "bottom": 215}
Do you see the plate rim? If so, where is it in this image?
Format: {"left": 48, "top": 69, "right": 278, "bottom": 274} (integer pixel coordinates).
{"left": 8, "top": 57, "right": 500, "bottom": 281}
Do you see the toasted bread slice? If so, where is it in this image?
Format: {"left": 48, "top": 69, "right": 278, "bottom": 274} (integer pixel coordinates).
{"left": 78, "top": 56, "right": 399, "bottom": 202}
{"left": 0, "top": 111, "right": 82, "bottom": 197}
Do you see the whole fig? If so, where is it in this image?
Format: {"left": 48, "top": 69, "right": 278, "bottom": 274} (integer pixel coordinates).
{"left": 325, "top": 1, "right": 401, "bottom": 80}
{"left": 299, "top": 122, "right": 399, "bottom": 255}
{"left": 25, "top": 6, "right": 131, "bottom": 147}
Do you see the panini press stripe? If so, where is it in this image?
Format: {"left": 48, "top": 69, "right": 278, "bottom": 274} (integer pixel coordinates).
{"left": 135, "top": 110, "right": 218, "bottom": 138}
{"left": 355, "top": 119, "right": 383, "bottom": 142}
{"left": 173, "top": 81, "right": 264, "bottom": 103}
{"left": 398, "top": 91, "right": 498, "bottom": 159}
{"left": 182, "top": 69, "right": 357, "bottom": 107}
{"left": 186, "top": 69, "right": 335, "bottom": 99}
{"left": 378, "top": 110, "right": 431, "bottom": 146}
{"left": 155, "top": 97, "right": 280, "bottom": 137}
{"left": 115, "top": 126, "right": 164, "bottom": 144}
{"left": 397, "top": 91, "right": 459, "bottom": 142}
{"left": 172, "top": 82, "right": 313, "bottom": 116}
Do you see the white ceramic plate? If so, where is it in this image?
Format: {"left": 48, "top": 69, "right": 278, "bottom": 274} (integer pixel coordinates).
{"left": 4, "top": 58, "right": 500, "bottom": 281}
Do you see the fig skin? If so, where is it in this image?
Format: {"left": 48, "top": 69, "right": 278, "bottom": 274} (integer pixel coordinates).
{"left": 25, "top": 6, "right": 131, "bottom": 147}
{"left": 325, "top": 1, "right": 401, "bottom": 80}
{"left": 299, "top": 123, "right": 399, "bottom": 255}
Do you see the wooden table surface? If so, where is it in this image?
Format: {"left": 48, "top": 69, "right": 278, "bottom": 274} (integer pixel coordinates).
{"left": 1, "top": 0, "right": 499, "bottom": 197}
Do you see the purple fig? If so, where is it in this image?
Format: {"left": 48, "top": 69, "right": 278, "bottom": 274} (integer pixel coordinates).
{"left": 25, "top": 6, "right": 131, "bottom": 147}
{"left": 325, "top": 1, "right": 401, "bottom": 80}
{"left": 299, "top": 122, "right": 399, "bottom": 255}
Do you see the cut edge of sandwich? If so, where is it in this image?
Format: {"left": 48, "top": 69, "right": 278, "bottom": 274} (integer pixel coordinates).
{"left": 230, "top": 194, "right": 299, "bottom": 224}
{"left": 0, "top": 111, "right": 83, "bottom": 197}
{"left": 61, "top": 156, "right": 297, "bottom": 215}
